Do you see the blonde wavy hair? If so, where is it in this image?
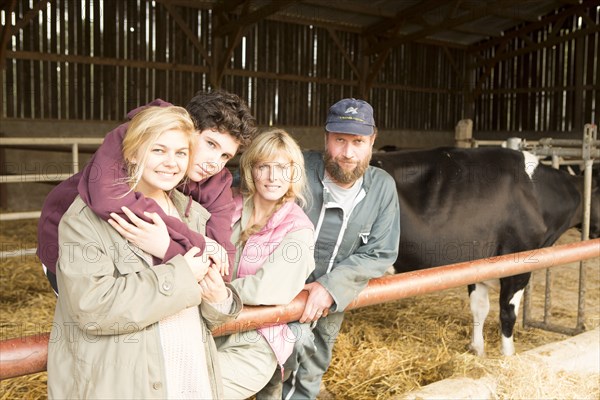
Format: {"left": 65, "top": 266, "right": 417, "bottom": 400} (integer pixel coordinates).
{"left": 121, "top": 106, "right": 196, "bottom": 191}
{"left": 238, "top": 128, "right": 308, "bottom": 243}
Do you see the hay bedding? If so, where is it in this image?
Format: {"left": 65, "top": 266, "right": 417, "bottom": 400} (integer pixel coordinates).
{"left": 0, "top": 222, "right": 598, "bottom": 399}
{"left": 323, "top": 229, "right": 599, "bottom": 399}
{"left": 1, "top": 220, "right": 55, "bottom": 400}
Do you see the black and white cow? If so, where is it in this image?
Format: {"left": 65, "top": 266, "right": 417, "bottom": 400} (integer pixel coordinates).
{"left": 371, "top": 147, "right": 599, "bottom": 356}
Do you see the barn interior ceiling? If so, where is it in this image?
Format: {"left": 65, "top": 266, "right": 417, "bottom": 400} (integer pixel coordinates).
{"left": 1, "top": 0, "right": 596, "bottom": 128}
{"left": 172, "top": 0, "right": 589, "bottom": 49}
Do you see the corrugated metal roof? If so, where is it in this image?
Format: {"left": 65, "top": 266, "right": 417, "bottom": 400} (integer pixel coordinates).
{"left": 179, "top": 0, "right": 584, "bottom": 48}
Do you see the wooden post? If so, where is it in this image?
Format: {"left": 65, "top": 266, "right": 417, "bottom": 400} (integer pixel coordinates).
{"left": 455, "top": 118, "right": 473, "bottom": 148}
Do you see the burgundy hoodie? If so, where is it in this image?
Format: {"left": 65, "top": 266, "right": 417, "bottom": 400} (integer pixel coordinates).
{"left": 37, "top": 99, "right": 235, "bottom": 279}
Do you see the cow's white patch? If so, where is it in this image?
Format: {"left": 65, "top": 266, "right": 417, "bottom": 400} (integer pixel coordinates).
{"left": 469, "top": 283, "right": 490, "bottom": 356}
{"left": 522, "top": 151, "right": 539, "bottom": 180}
{"left": 502, "top": 334, "right": 515, "bottom": 356}
{"left": 510, "top": 288, "right": 525, "bottom": 317}
{"left": 500, "top": 288, "right": 524, "bottom": 356}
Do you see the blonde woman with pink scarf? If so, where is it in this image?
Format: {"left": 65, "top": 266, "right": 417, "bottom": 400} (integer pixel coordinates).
{"left": 215, "top": 129, "right": 315, "bottom": 399}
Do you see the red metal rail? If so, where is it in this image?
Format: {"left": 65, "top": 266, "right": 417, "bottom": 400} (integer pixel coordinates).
{"left": 1, "top": 239, "right": 599, "bottom": 380}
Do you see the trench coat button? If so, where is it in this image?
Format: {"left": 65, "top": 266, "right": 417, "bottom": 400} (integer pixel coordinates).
{"left": 153, "top": 382, "right": 162, "bottom": 390}
{"left": 162, "top": 281, "right": 172, "bottom": 291}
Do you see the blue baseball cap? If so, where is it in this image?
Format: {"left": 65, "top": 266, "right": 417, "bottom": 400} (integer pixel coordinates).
{"left": 325, "top": 98, "right": 376, "bottom": 136}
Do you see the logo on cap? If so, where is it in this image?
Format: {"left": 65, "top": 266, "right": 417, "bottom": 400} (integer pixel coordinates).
{"left": 325, "top": 98, "right": 376, "bottom": 136}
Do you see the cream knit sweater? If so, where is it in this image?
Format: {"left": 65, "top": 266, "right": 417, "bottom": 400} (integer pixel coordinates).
{"left": 159, "top": 292, "right": 234, "bottom": 399}
{"left": 159, "top": 306, "right": 213, "bottom": 399}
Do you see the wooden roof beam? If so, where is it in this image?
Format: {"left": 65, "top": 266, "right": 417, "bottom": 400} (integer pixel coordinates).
{"left": 301, "top": 0, "right": 394, "bottom": 19}
{"left": 213, "top": 0, "right": 298, "bottom": 37}
{"left": 451, "top": 25, "right": 504, "bottom": 39}
{"left": 363, "top": 0, "right": 448, "bottom": 37}
{"left": 442, "top": 46, "right": 465, "bottom": 89}
{"left": 360, "top": 3, "right": 474, "bottom": 95}
{"left": 419, "top": 9, "right": 504, "bottom": 40}
{"left": 158, "top": 1, "right": 213, "bottom": 67}
{"left": 264, "top": 14, "right": 363, "bottom": 33}
{"left": 213, "top": 0, "right": 247, "bottom": 15}
{"left": 10, "top": 0, "right": 51, "bottom": 33}
{"left": 485, "top": 9, "right": 542, "bottom": 23}
{"left": 364, "top": 47, "right": 392, "bottom": 94}
{"left": 469, "top": 0, "right": 596, "bottom": 53}
{"left": 575, "top": 6, "right": 597, "bottom": 27}
{"left": 212, "top": 1, "right": 254, "bottom": 87}
{"left": 475, "top": 23, "right": 599, "bottom": 69}
{"left": 326, "top": 27, "right": 361, "bottom": 80}
{"left": 472, "top": 40, "right": 511, "bottom": 97}
{"left": 7, "top": 50, "right": 211, "bottom": 74}
{"left": 470, "top": 24, "right": 596, "bottom": 99}
{"left": 459, "top": 2, "right": 543, "bottom": 23}
{"left": 470, "top": 7, "right": 597, "bottom": 97}
{"left": 367, "top": 0, "right": 523, "bottom": 55}
{"left": 214, "top": 16, "right": 248, "bottom": 85}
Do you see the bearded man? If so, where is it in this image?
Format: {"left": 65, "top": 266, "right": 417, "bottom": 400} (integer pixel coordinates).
{"left": 281, "top": 98, "right": 401, "bottom": 399}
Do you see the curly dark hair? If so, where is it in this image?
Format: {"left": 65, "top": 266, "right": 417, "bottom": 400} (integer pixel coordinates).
{"left": 185, "top": 89, "right": 256, "bottom": 149}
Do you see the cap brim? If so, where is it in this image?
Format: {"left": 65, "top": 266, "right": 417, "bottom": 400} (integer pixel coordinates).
{"left": 325, "top": 122, "right": 374, "bottom": 136}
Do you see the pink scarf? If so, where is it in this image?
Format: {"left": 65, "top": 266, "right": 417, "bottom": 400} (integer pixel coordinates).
{"left": 232, "top": 196, "right": 313, "bottom": 367}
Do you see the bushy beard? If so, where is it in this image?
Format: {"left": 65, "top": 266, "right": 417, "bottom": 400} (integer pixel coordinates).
{"left": 324, "top": 151, "right": 371, "bottom": 185}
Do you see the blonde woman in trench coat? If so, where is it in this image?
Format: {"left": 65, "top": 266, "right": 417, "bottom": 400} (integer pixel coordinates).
{"left": 48, "top": 106, "right": 241, "bottom": 399}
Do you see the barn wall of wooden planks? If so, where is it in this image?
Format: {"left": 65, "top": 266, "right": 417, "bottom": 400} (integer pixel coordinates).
{"left": 1, "top": 0, "right": 598, "bottom": 136}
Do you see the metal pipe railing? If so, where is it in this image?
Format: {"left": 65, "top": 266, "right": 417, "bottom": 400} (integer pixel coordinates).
{"left": 538, "top": 138, "right": 600, "bottom": 147}
{"left": 0, "top": 333, "right": 50, "bottom": 381}
{"left": 1, "top": 238, "right": 599, "bottom": 380}
{"left": 0, "top": 137, "right": 103, "bottom": 221}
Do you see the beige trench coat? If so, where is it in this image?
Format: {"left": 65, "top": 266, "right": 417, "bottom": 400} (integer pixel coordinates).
{"left": 48, "top": 191, "right": 241, "bottom": 399}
